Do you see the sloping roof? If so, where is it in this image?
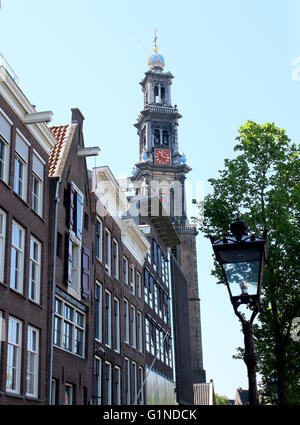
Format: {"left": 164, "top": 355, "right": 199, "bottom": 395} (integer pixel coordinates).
{"left": 236, "top": 388, "right": 249, "bottom": 405}
{"left": 48, "top": 124, "right": 76, "bottom": 177}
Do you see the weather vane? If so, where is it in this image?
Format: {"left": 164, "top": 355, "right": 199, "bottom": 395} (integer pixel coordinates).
{"left": 153, "top": 27, "right": 158, "bottom": 52}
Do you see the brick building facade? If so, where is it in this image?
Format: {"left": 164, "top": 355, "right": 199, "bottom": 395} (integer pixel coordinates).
{"left": 0, "top": 65, "right": 55, "bottom": 404}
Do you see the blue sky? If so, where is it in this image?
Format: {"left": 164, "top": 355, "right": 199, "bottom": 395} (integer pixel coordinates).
{"left": 1, "top": 0, "right": 300, "bottom": 399}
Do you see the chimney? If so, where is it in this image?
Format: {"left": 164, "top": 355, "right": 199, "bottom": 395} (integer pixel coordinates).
{"left": 71, "top": 108, "right": 85, "bottom": 148}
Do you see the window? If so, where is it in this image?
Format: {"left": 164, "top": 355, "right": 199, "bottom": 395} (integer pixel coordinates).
{"left": 145, "top": 318, "right": 150, "bottom": 352}
{"left": 6, "top": 317, "right": 22, "bottom": 394}
{"left": 105, "top": 228, "right": 111, "bottom": 275}
{"left": 14, "top": 132, "right": 29, "bottom": 201}
{"left": 138, "top": 367, "right": 144, "bottom": 405}
{"left": 162, "top": 129, "right": 169, "bottom": 145}
{"left": 147, "top": 246, "right": 151, "bottom": 264}
{"left": 160, "top": 331, "right": 164, "bottom": 362}
{"left": 32, "top": 153, "right": 44, "bottom": 217}
{"left": 10, "top": 221, "right": 25, "bottom": 293}
{"left": 124, "top": 299, "right": 129, "bottom": 344}
{"left": 94, "top": 357, "right": 102, "bottom": 405}
{"left": 137, "top": 311, "right": 143, "bottom": 353}
{"left": 113, "top": 239, "right": 119, "bottom": 279}
{"left": 114, "top": 366, "right": 121, "bottom": 405}
{"left": 154, "top": 283, "right": 158, "bottom": 314}
{"left": 0, "top": 109, "right": 11, "bottom": 184}
{"left": 161, "top": 87, "right": 166, "bottom": 102}
{"left": 70, "top": 184, "right": 83, "bottom": 240}
{"left": 27, "top": 326, "right": 39, "bottom": 398}
{"left": 157, "top": 245, "right": 162, "bottom": 276}
{"left": 158, "top": 289, "right": 163, "bottom": 319}
{"left": 51, "top": 379, "right": 58, "bottom": 405}
{"left": 56, "top": 232, "right": 63, "bottom": 258}
{"left": 125, "top": 358, "right": 130, "bottom": 405}
{"left": 132, "top": 362, "right": 137, "bottom": 405}
{"left": 131, "top": 305, "right": 136, "bottom": 349}
{"left": 150, "top": 321, "right": 155, "bottom": 355}
{"left": 64, "top": 383, "right": 74, "bottom": 405}
{"left": 113, "top": 298, "right": 120, "bottom": 353}
{"left": 96, "top": 218, "right": 103, "bottom": 261}
{"left": 165, "top": 259, "right": 169, "bottom": 288}
{"left": 149, "top": 275, "right": 153, "bottom": 309}
{"left": 54, "top": 297, "right": 85, "bottom": 357}
{"left": 95, "top": 282, "right": 102, "bottom": 342}
{"left": 70, "top": 238, "right": 81, "bottom": 295}
{"left": 123, "top": 257, "right": 128, "bottom": 285}
{"left": 153, "top": 239, "right": 157, "bottom": 271}
{"left": 105, "top": 290, "right": 112, "bottom": 348}
{"left": 144, "top": 269, "right": 149, "bottom": 304}
{"left": 156, "top": 328, "right": 160, "bottom": 358}
{"left": 29, "top": 236, "right": 41, "bottom": 304}
{"left": 136, "top": 272, "right": 142, "bottom": 298}
{"left": 0, "top": 209, "right": 6, "bottom": 283}
{"left": 154, "top": 128, "right": 160, "bottom": 145}
{"left": 130, "top": 265, "right": 135, "bottom": 295}
{"left": 104, "top": 361, "right": 112, "bottom": 405}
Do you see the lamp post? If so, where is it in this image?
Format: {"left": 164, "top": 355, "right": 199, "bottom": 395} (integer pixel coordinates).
{"left": 209, "top": 217, "right": 267, "bottom": 405}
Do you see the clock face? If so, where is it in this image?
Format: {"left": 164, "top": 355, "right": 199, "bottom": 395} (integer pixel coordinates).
{"left": 154, "top": 148, "right": 171, "bottom": 166}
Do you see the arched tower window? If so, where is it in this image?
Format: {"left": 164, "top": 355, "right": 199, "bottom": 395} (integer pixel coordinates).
{"left": 161, "top": 87, "right": 165, "bottom": 102}
{"left": 154, "top": 129, "right": 160, "bottom": 146}
{"left": 162, "top": 130, "right": 169, "bottom": 146}
{"left": 141, "top": 126, "right": 146, "bottom": 152}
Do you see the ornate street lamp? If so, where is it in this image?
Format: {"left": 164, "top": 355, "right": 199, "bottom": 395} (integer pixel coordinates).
{"left": 210, "top": 216, "right": 267, "bottom": 405}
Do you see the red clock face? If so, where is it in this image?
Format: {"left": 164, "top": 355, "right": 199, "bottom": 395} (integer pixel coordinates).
{"left": 154, "top": 148, "right": 171, "bottom": 166}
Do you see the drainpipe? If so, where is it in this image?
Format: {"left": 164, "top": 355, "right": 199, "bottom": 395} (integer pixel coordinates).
{"left": 48, "top": 177, "right": 61, "bottom": 404}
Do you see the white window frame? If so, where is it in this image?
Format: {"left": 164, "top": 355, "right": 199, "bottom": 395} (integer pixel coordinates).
{"left": 138, "top": 311, "right": 143, "bottom": 353}
{"left": 113, "top": 238, "right": 119, "bottom": 280}
{"left": 95, "top": 281, "right": 103, "bottom": 343}
{"left": 105, "top": 361, "right": 112, "bottom": 405}
{"left": 94, "top": 356, "right": 102, "bottom": 405}
{"left": 26, "top": 326, "right": 39, "bottom": 398}
{"left": 6, "top": 316, "right": 22, "bottom": 394}
{"left": 154, "top": 283, "right": 158, "bottom": 314}
{"left": 124, "top": 299, "right": 129, "bottom": 344}
{"left": 130, "top": 265, "right": 135, "bottom": 295}
{"left": 29, "top": 236, "right": 42, "bottom": 304}
{"left": 104, "top": 228, "right": 111, "bottom": 275}
{"left": 32, "top": 151, "right": 44, "bottom": 217}
{"left": 54, "top": 297, "right": 86, "bottom": 358}
{"left": 131, "top": 305, "right": 136, "bottom": 349}
{"left": 32, "top": 173, "right": 43, "bottom": 217}
{"left": 64, "top": 383, "right": 74, "bottom": 405}
{"left": 123, "top": 256, "right": 128, "bottom": 285}
{"left": 136, "top": 272, "right": 142, "bottom": 298}
{"left": 114, "top": 297, "right": 120, "bottom": 353}
{"left": 14, "top": 131, "right": 29, "bottom": 202}
{"left": 114, "top": 366, "right": 121, "bottom": 405}
{"left": 138, "top": 367, "right": 144, "bottom": 405}
{"left": 132, "top": 361, "right": 137, "bottom": 405}
{"left": 105, "top": 290, "right": 112, "bottom": 348}
{"left": 125, "top": 357, "right": 130, "bottom": 405}
{"left": 0, "top": 209, "right": 6, "bottom": 283}
{"left": 0, "top": 108, "right": 12, "bottom": 185}
{"left": 10, "top": 221, "right": 25, "bottom": 294}
{"left": 145, "top": 317, "right": 150, "bottom": 352}
{"left": 96, "top": 217, "right": 103, "bottom": 262}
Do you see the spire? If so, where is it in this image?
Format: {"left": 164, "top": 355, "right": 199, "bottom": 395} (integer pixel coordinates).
{"left": 153, "top": 27, "right": 158, "bottom": 53}
{"left": 147, "top": 28, "right": 165, "bottom": 71}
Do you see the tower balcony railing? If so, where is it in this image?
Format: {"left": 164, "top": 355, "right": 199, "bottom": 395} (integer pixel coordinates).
{"left": 144, "top": 104, "right": 177, "bottom": 114}
{"left": 175, "top": 224, "right": 198, "bottom": 234}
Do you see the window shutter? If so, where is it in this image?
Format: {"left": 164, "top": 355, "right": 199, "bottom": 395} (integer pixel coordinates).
{"left": 68, "top": 235, "right": 73, "bottom": 286}
{"left": 70, "top": 183, "right": 75, "bottom": 230}
{"left": 82, "top": 247, "right": 90, "bottom": 298}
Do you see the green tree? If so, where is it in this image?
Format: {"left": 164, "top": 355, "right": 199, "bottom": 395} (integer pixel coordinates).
{"left": 193, "top": 121, "right": 300, "bottom": 405}
{"left": 215, "top": 393, "right": 230, "bottom": 405}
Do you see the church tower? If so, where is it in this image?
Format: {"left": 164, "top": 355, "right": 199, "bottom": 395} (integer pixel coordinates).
{"left": 132, "top": 34, "right": 206, "bottom": 385}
